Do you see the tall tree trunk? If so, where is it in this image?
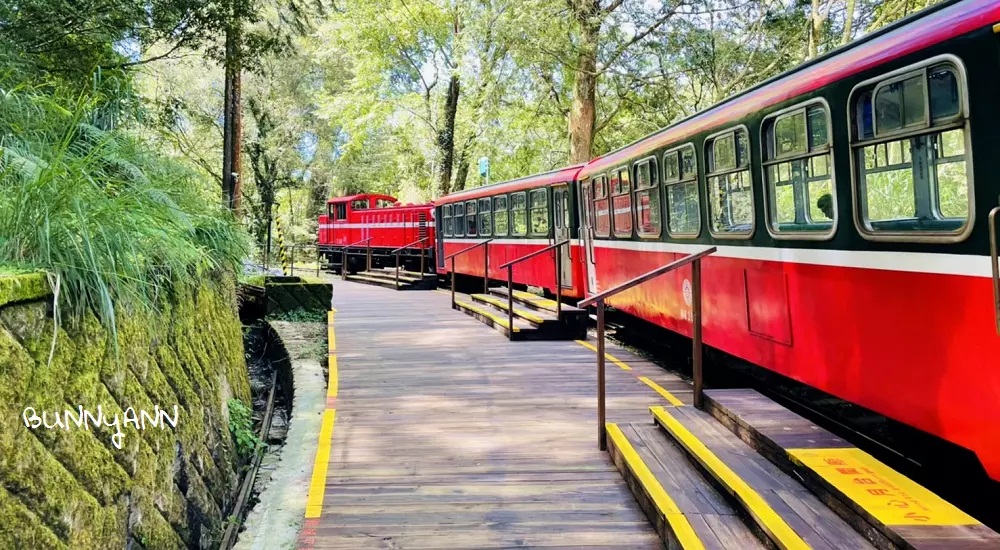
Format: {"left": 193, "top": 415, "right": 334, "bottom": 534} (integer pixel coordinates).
{"left": 842, "top": 0, "right": 856, "bottom": 45}
{"left": 807, "top": 0, "right": 821, "bottom": 58}
{"left": 436, "top": 74, "right": 460, "bottom": 197}
{"left": 569, "top": 6, "right": 600, "bottom": 164}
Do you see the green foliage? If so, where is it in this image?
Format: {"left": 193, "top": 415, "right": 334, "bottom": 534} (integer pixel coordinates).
{"left": 267, "top": 307, "right": 326, "bottom": 323}
{"left": 227, "top": 398, "right": 263, "bottom": 459}
{"left": 0, "top": 78, "right": 251, "bottom": 340}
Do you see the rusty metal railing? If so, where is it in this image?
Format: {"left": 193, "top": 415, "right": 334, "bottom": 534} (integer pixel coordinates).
{"left": 577, "top": 246, "right": 716, "bottom": 450}
{"left": 390, "top": 237, "right": 430, "bottom": 289}
{"left": 341, "top": 237, "right": 373, "bottom": 280}
{"left": 498, "top": 239, "right": 570, "bottom": 340}
{"left": 444, "top": 239, "right": 494, "bottom": 308}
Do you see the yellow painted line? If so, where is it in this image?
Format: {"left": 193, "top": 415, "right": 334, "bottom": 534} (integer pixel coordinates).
{"left": 473, "top": 294, "right": 546, "bottom": 324}
{"left": 606, "top": 423, "right": 705, "bottom": 550}
{"left": 574, "top": 340, "right": 632, "bottom": 371}
{"left": 304, "top": 408, "right": 336, "bottom": 518}
{"left": 651, "top": 406, "right": 809, "bottom": 550}
{"left": 512, "top": 290, "right": 559, "bottom": 308}
{"left": 639, "top": 377, "right": 684, "bottom": 407}
{"left": 787, "top": 448, "right": 978, "bottom": 526}
{"left": 454, "top": 300, "right": 520, "bottom": 332}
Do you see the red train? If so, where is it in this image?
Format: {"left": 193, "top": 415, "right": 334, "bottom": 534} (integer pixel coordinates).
{"left": 323, "top": 0, "right": 1000, "bottom": 484}
{"left": 317, "top": 193, "right": 435, "bottom": 273}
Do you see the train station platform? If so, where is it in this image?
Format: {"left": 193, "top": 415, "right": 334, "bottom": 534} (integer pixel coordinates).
{"left": 295, "top": 279, "right": 999, "bottom": 550}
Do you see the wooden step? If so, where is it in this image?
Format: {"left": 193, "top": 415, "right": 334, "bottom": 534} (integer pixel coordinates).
{"left": 703, "top": 389, "right": 1000, "bottom": 550}
{"left": 363, "top": 269, "right": 423, "bottom": 283}
{"left": 606, "top": 422, "right": 766, "bottom": 550}
{"left": 452, "top": 296, "right": 535, "bottom": 340}
{"left": 470, "top": 293, "right": 557, "bottom": 327}
{"left": 488, "top": 287, "right": 586, "bottom": 317}
{"left": 650, "top": 405, "right": 873, "bottom": 550}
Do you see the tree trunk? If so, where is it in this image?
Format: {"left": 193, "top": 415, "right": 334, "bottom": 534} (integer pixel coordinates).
{"left": 842, "top": 0, "right": 856, "bottom": 45}
{"left": 436, "top": 74, "right": 460, "bottom": 197}
{"left": 569, "top": 7, "right": 600, "bottom": 164}
{"left": 807, "top": 0, "right": 820, "bottom": 58}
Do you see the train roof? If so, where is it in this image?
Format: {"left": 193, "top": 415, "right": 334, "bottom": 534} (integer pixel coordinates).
{"left": 326, "top": 193, "right": 433, "bottom": 209}
{"left": 579, "top": 0, "right": 1000, "bottom": 179}
{"left": 435, "top": 163, "right": 587, "bottom": 205}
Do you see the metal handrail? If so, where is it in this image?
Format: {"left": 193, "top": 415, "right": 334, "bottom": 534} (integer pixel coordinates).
{"left": 499, "top": 239, "right": 570, "bottom": 339}
{"left": 445, "top": 239, "right": 493, "bottom": 308}
{"left": 579, "top": 246, "right": 716, "bottom": 451}
{"left": 990, "top": 207, "right": 1000, "bottom": 335}
{"left": 341, "top": 237, "right": 373, "bottom": 280}
{"left": 391, "top": 237, "right": 430, "bottom": 289}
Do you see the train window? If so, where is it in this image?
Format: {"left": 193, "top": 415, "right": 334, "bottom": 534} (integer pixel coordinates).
{"left": 442, "top": 205, "right": 452, "bottom": 236}
{"left": 706, "top": 127, "right": 753, "bottom": 237}
{"left": 465, "top": 200, "right": 477, "bottom": 237}
{"left": 633, "top": 157, "right": 661, "bottom": 238}
{"left": 333, "top": 203, "right": 347, "bottom": 221}
{"left": 511, "top": 192, "right": 527, "bottom": 236}
{"left": 850, "top": 58, "right": 970, "bottom": 239}
{"left": 592, "top": 175, "right": 610, "bottom": 237}
{"left": 478, "top": 198, "right": 492, "bottom": 237}
{"left": 493, "top": 195, "right": 509, "bottom": 236}
{"left": 451, "top": 204, "right": 464, "bottom": 237}
{"left": 611, "top": 167, "right": 633, "bottom": 238}
{"left": 351, "top": 199, "right": 368, "bottom": 210}
{"left": 762, "top": 102, "right": 835, "bottom": 238}
{"left": 376, "top": 198, "right": 394, "bottom": 208}
{"left": 664, "top": 144, "right": 700, "bottom": 237}
{"left": 529, "top": 189, "right": 549, "bottom": 236}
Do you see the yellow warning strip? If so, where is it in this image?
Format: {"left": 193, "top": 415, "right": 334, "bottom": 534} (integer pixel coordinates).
{"left": 606, "top": 423, "right": 705, "bottom": 550}
{"left": 304, "top": 310, "right": 340, "bottom": 519}
{"left": 994, "top": 22, "right": 1000, "bottom": 33}
{"left": 455, "top": 300, "right": 520, "bottom": 332}
{"left": 651, "top": 406, "right": 810, "bottom": 550}
{"left": 305, "top": 409, "right": 336, "bottom": 518}
{"left": 575, "top": 340, "right": 632, "bottom": 370}
{"left": 639, "top": 377, "right": 684, "bottom": 407}
{"left": 472, "top": 294, "right": 546, "bottom": 324}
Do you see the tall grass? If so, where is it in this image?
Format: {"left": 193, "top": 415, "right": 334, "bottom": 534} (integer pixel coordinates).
{"left": 0, "top": 77, "right": 250, "bottom": 337}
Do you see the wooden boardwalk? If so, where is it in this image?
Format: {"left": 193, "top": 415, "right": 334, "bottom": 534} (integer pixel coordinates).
{"left": 297, "top": 280, "right": 693, "bottom": 549}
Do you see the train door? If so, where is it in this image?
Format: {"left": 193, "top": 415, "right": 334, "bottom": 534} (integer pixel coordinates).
{"left": 553, "top": 185, "right": 573, "bottom": 288}
{"left": 578, "top": 180, "right": 598, "bottom": 294}
{"left": 991, "top": 205, "right": 1000, "bottom": 334}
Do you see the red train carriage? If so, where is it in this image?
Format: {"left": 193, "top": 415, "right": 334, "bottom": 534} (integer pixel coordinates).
{"left": 318, "top": 193, "right": 435, "bottom": 273}
{"left": 433, "top": 165, "right": 586, "bottom": 299}
{"left": 437, "top": 0, "right": 1000, "bottom": 484}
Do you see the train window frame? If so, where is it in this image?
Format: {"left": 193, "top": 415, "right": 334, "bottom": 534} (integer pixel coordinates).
{"left": 477, "top": 197, "right": 492, "bottom": 237}
{"left": 333, "top": 203, "right": 347, "bottom": 221}
{"left": 510, "top": 192, "right": 528, "bottom": 236}
{"left": 528, "top": 188, "right": 550, "bottom": 237}
{"left": 663, "top": 143, "right": 702, "bottom": 239}
{"left": 493, "top": 195, "right": 509, "bottom": 237}
{"left": 847, "top": 54, "right": 974, "bottom": 243}
{"left": 611, "top": 166, "right": 633, "bottom": 238}
{"left": 351, "top": 199, "right": 368, "bottom": 211}
{"left": 592, "top": 174, "right": 611, "bottom": 238}
{"left": 465, "top": 200, "right": 478, "bottom": 237}
{"left": 632, "top": 156, "right": 661, "bottom": 239}
{"left": 451, "top": 203, "right": 464, "bottom": 237}
{"left": 760, "top": 98, "right": 837, "bottom": 241}
{"left": 704, "top": 125, "right": 755, "bottom": 239}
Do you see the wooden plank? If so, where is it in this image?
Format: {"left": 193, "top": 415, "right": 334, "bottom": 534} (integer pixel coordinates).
{"left": 704, "top": 389, "right": 1000, "bottom": 550}
{"left": 299, "top": 279, "right": 702, "bottom": 549}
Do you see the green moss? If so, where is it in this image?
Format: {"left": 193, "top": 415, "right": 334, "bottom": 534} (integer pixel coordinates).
{"left": 0, "top": 272, "right": 50, "bottom": 308}
{"left": 0, "top": 485, "right": 66, "bottom": 549}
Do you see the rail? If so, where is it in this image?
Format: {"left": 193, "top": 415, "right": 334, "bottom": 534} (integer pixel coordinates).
{"left": 444, "top": 239, "right": 494, "bottom": 308}
{"left": 990, "top": 207, "right": 1000, "bottom": 335}
{"left": 498, "top": 240, "right": 570, "bottom": 340}
{"left": 390, "top": 237, "right": 430, "bottom": 289}
{"left": 578, "top": 246, "right": 717, "bottom": 450}
{"left": 341, "top": 237, "right": 373, "bottom": 280}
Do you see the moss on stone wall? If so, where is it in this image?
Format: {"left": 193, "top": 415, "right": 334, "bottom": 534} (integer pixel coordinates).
{"left": 0, "top": 271, "right": 251, "bottom": 549}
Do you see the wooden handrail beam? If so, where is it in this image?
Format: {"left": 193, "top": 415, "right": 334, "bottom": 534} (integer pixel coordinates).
{"left": 499, "top": 239, "right": 570, "bottom": 270}
{"left": 391, "top": 237, "right": 429, "bottom": 254}
{"left": 578, "top": 247, "right": 716, "bottom": 309}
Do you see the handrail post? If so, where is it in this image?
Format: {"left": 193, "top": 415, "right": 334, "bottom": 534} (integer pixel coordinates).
{"left": 366, "top": 242, "right": 372, "bottom": 272}
{"left": 451, "top": 257, "right": 456, "bottom": 309}
{"left": 597, "top": 299, "right": 607, "bottom": 450}
{"left": 395, "top": 251, "right": 401, "bottom": 289}
{"left": 483, "top": 242, "right": 489, "bottom": 294}
{"left": 420, "top": 246, "right": 426, "bottom": 275}
{"left": 555, "top": 244, "right": 562, "bottom": 319}
{"left": 692, "top": 259, "right": 704, "bottom": 409}
{"left": 290, "top": 245, "right": 296, "bottom": 277}
{"left": 341, "top": 249, "right": 347, "bottom": 281}
{"left": 507, "top": 266, "right": 514, "bottom": 341}
{"left": 316, "top": 246, "right": 320, "bottom": 278}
